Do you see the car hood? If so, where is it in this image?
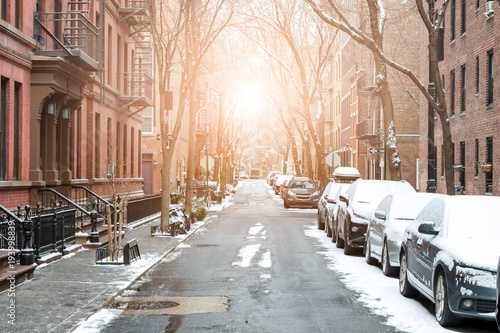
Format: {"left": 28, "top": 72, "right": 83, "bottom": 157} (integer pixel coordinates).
{"left": 434, "top": 237, "right": 500, "bottom": 272}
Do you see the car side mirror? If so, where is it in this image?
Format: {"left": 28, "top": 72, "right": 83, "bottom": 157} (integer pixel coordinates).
{"left": 326, "top": 197, "right": 336, "bottom": 204}
{"left": 418, "top": 222, "right": 439, "bottom": 236}
{"left": 339, "top": 194, "right": 348, "bottom": 205}
{"left": 374, "top": 210, "right": 386, "bottom": 220}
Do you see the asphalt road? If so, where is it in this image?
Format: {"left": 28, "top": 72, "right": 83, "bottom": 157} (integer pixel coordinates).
{"left": 100, "top": 180, "right": 402, "bottom": 333}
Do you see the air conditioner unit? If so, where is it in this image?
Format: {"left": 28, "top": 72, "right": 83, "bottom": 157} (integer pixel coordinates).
{"left": 485, "top": 1, "right": 494, "bottom": 17}
{"left": 107, "top": 164, "right": 115, "bottom": 177}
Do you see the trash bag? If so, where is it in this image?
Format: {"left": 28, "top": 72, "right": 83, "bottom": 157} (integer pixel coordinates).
{"left": 169, "top": 206, "right": 190, "bottom": 235}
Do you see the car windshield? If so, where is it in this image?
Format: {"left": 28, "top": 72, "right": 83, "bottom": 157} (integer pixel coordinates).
{"left": 290, "top": 181, "right": 315, "bottom": 189}
{"left": 448, "top": 198, "right": 500, "bottom": 238}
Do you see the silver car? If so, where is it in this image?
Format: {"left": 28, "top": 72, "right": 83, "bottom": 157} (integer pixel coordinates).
{"left": 364, "top": 192, "right": 439, "bottom": 276}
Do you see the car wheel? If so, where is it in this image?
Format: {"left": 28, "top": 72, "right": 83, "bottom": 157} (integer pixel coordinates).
{"left": 317, "top": 212, "right": 324, "bottom": 230}
{"left": 382, "top": 242, "right": 398, "bottom": 277}
{"left": 331, "top": 221, "right": 337, "bottom": 243}
{"left": 343, "top": 220, "right": 356, "bottom": 255}
{"left": 435, "top": 271, "right": 462, "bottom": 327}
{"left": 399, "top": 252, "right": 419, "bottom": 298}
{"left": 365, "top": 237, "right": 376, "bottom": 265}
{"left": 335, "top": 226, "right": 344, "bottom": 248}
{"left": 326, "top": 219, "right": 332, "bottom": 237}
{"left": 284, "top": 199, "right": 290, "bottom": 209}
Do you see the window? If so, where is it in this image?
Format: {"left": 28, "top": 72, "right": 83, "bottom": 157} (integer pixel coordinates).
{"left": 460, "top": 64, "right": 466, "bottom": 113}
{"left": 138, "top": 130, "right": 142, "bottom": 176}
{"left": 450, "top": 70, "right": 456, "bottom": 115}
{"left": 15, "top": 0, "right": 20, "bottom": 28}
{"left": 95, "top": 113, "right": 100, "bottom": 178}
{"left": 0, "top": 77, "right": 7, "bottom": 180}
{"left": 142, "top": 107, "right": 154, "bottom": 133}
{"left": 131, "top": 128, "right": 135, "bottom": 177}
{"left": 460, "top": 0, "right": 466, "bottom": 35}
{"left": 116, "top": 121, "right": 120, "bottom": 177}
{"left": 459, "top": 141, "right": 465, "bottom": 191}
{"left": 475, "top": 139, "right": 479, "bottom": 177}
{"left": 476, "top": 56, "right": 479, "bottom": 94}
{"left": 123, "top": 124, "right": 127, "bottom": 177}
{"left": 487, "top": 50, "right": 494, "bottom": 106}
{"left": 117, "top": 35, "right": 121, "bottom": 91}
{"left": 1, "top": 0, "right": 6, "bottom": 21}
{"left": 450, "top": 0, "right": 456, "bottom": 41}
{"left": 107, "top": 26, "right": 112, "bottom": 84}
{"left": 13, "top": 82, "right": 20, "bottom": 180}
{"left": 486, "top": 137, "right": 493, "bottom": 193}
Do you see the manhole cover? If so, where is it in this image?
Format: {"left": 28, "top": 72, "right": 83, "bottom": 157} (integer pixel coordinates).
{"left": 115, "top": 301, "right": 180, "bottom": 310}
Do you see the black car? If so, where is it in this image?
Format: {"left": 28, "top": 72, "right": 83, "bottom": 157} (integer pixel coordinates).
{"left": 336, "top": 179, "right": 415, "bottom": 255}
{"left": 400, "top": 195, "right": 500, "bottom": 327}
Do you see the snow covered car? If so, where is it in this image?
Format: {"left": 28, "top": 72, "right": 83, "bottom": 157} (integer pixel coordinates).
{"left": 273, "top": 175, "right": 293, "bottom": 195}
{"left": 336, "top": 179, "right": 415, "bottom": 255}
{"left": 317, "top": 181, "right": 334, "bottom": 230}
{"left": 399, "top": 195, "right": 500, "bottom": 327}
{"left": 324, "top": 183, "right": 351, "bottom": 239}
{"left": 283, "top": 177, "right": 319, "bottom": 209}
{"left": 318, "top": 167, "right": 360, "bottom": 232}
{"left": 364, "top": 192, "right": 439, "bottom": 276}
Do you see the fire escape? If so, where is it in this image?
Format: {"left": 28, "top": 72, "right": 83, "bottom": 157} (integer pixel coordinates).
{"left": 118, "top": 0, "right": 154, "bottom": 114}
{"left": 34, "top": 0, "right": 100, "bottom": 72}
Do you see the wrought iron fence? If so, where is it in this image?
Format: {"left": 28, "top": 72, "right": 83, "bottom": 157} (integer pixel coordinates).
{"left": 70, "top": 185, "right": 111, "bottom": 219}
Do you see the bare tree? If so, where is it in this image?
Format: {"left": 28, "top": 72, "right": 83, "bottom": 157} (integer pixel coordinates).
{"left": 305, "top": 0, "right": 456, "bottom": 194}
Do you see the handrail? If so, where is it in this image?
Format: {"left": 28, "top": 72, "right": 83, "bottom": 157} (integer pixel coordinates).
{"left": 39, "top": 188, "right": 91, "bottom": 216}
{"left": 70, "top": 186, "right": 111, "bottom": 220}
{"left": 71, "top": 185, "right": 111, "bottom": 205}
{"left": 0, "top": 204, "right": 23, "bottom": 223}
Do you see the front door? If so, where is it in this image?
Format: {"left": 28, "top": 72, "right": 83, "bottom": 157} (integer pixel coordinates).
{"left": 142, "top": 159, "right": 153, "bottom": 195}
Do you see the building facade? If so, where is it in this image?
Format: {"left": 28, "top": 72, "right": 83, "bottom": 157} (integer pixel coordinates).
{"left": 418, "top": 0, "right": 500, "bottom": 195}
{"left": 0, "top": 0, "right": 148, "bottom": 209}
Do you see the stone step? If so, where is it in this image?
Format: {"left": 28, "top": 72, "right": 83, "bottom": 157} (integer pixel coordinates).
{"left": 0, "top": 262, "right": 36, "bottom": 293}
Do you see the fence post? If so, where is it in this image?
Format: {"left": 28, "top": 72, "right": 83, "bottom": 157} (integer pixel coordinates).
{"left": 89, "top": 210, "right": 99, "bottom": 243}
{"left": 59, "top": 200, "right": 65, "bottom": 253}
{"left": 20, "top": 206, "right": 35, "bottom": 265}
{"left": 35, "top": 203, "right": 42, "bottom": 260}
{"left": 52, "top": 201, "right": 57, "bottom": 252}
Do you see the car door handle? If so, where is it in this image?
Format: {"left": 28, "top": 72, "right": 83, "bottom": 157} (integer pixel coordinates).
{"left": 416, "top": 238, "right": 423, "bottom": 247}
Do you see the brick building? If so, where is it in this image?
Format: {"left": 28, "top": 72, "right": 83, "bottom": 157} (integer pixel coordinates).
{"left": 418, "top": 0, "right": 500, "bottom": 195}
{"left": 0, "top": 0, "right": 149, "bottom": 209}
{"left": 331, "top": 0, "right": 421, "bottom": 188}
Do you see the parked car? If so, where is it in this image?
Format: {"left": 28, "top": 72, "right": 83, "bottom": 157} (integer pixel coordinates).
{"left": 399, "top": 195, "right": 500, "bottom": 327}
{"left": 317, "top": 181, "right": 334, "bottom": 230}
{"left": 336, "top": 179, "right": 415, "bottom": 255}
{"left": 280, "top": 179, "right": 291, "bottom": 198}
{"left": 318, "top": 167, "right": 360, "bottom": 231}
{"left": 325, "top": 183, "right": 351, "bottom": 237}
{"left": 364, "top": 192, "right": 439, "bottom": 276}
{"left": 267, "top": 171, "right": 282, "bottom": 186}
{"left": 282, "top": 177, "right": 319, "bottom": 208}
{"left": 273, "top": 175, "right": 293, "bottom": 195}
{"left": 331, "top": 166, "right": 361, "bottom": 183}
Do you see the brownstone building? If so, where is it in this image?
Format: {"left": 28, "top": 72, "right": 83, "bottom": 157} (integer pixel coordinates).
{"left": 418, "top": 0, "right": 500, "bottom": 195}
{"left": 0, "top": 0, "right": 149, "bottom": 209}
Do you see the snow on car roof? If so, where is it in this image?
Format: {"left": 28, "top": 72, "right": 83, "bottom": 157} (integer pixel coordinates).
{"left": 332, "top": 167, "right": 361, "bottom": 179}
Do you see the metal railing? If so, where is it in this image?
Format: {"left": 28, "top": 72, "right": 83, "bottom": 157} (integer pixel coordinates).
{"left": 38, "top": 188, "right": 91, "bottom": 232}
{"left": 0, "top": 205, "right": 23, "bottom": 250}
{"left": 70, "top": 185, "right": 111, "bottom": 219}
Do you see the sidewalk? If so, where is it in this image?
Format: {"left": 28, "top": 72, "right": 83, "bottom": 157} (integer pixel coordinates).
{"left": 0, "top": 199, "right": 230, "bottom": 333}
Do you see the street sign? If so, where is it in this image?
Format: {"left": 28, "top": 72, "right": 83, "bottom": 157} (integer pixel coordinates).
{"left": 369, "top": 148, "right": 385, "bottom": 154}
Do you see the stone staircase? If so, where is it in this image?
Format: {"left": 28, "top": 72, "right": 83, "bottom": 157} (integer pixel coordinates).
{"left": 0, "top": 250, "right": 36, "bottom": 293}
